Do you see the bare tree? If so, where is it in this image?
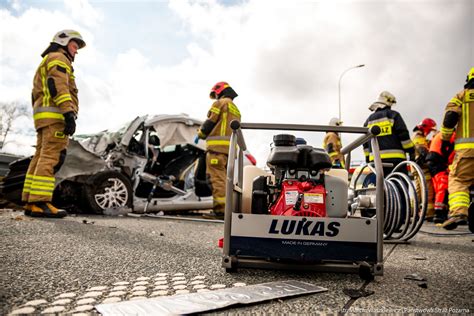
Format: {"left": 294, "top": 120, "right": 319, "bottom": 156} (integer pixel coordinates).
{"left": 0, "top": 101, "right": 29, "bottom": 150}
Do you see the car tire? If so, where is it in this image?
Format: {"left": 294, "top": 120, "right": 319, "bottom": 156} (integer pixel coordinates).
{"left": 83, "top": 170, "right": 132, "bottom": 214}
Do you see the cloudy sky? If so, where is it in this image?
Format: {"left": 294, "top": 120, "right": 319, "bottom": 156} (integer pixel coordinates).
{"left": 0, "top": 0, "right": 472, "bottom": 165}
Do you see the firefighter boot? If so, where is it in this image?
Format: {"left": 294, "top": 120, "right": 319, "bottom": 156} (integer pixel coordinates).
{"left": 29, "top": 202, "right": 68, "bottom": 218}
{"left": 433, "top": 208, "right": 448, "bottom": 224}
{"left": 441, "top": 215, "right": 468, "bottom": 230}
{"left": 24, "top": 204, "right": 32, "bottom": 217}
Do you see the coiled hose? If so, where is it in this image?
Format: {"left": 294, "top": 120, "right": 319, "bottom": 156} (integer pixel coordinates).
{"left": 355, "top": 161, "right": 427, "bottom": 241}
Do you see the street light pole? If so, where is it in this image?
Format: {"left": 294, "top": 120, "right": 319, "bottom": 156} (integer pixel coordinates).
{"left": 338, "top": 64, "right": 365, "bottom": 121}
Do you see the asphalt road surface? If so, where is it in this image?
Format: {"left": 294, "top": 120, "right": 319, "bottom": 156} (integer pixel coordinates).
{"left": 1, "top": 209, "right": 473, "bottom": 315}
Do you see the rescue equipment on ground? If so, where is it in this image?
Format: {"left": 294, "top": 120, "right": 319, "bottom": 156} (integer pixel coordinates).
{"left": 252, "top": 134, "right": 346, "bottom": 218}
{"left": 350, "top": 161, "right": 428, "bottom": 241}
{"left": 221, "top": 121, "right": 384, "bottom": 280}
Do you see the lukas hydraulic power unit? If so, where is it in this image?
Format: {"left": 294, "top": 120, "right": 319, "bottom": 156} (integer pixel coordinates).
{"left": 221, "top": 121, "right": 385, "bottom": 280}
{"left": 252, "top": 134, "right": 347, "bottom": 219}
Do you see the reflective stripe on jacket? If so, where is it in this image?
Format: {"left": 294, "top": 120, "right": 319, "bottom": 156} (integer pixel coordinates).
{"left": 32, "top": 49, "right": 78, "bottom": 130}
{"left": 198, "top": 97, "right": 241, "bottom": 154}
{"left": 363, "top": 107, "right": 414, "bottom": 162}
{"left": 441, "top": 89, "right": 474, "bottom": 156}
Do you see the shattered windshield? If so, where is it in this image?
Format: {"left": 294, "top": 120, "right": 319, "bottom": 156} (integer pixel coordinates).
{"left": 74, "top": 119, "right": 134, "bottom": 156}
{"left": 74, "top": 119, "right": 132, "bottom": 141}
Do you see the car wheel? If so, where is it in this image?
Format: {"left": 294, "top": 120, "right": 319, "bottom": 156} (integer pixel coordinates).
{"left": 83, "top": 170, "right": 132, "bottom": 214}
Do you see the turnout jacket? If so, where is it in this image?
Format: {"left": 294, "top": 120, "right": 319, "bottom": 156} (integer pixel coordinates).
{"left": 363, "top": 108, "right": 414, "bottom": 162}
{"left": 197, "top": 97, "right": 241, "bottom": 154}
{"left": 322, "top": 132, "right": 345, "bottom": 167}
{"left": 440, "top": 88, "right": 474, "bottom": 157}
{"left": 32, "top": 48, "right": 78, "bottom": 130}
{"left": 412, "top": 130, "right": 430, "bottom": 164}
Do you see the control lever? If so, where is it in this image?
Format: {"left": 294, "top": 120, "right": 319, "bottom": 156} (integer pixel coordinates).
{"left": 293, "top": 193, "right": 303, "bottom": 211}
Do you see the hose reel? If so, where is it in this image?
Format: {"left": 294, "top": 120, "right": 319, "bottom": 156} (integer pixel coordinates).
{"left": 351, "top": 161, "right": 427, "bottom": 241}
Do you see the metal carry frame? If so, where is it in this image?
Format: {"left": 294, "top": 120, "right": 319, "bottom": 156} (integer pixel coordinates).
{"left": 222, "top": 121, "right": 384, "bottom": 277}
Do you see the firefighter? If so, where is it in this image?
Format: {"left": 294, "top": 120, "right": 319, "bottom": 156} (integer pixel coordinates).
{"left": 426, "top": 131, "right": 456, "bottom": 224}
{"left": 22, "top": 30, "right": 86, "bottom": 218}
{"left": 323, "top": 118, "right": 345, "bottom": 168}
{"left": 412, "top": 118, "right": 437, "bottom": 221}
{"left": 363, "top": 91, "right": 415, "bottom": 176}
{"left": 440, "top": 67, "right": 474, "bottom": 230}
{"left": 196, "top": 82, "right": 241, "bottom": 219}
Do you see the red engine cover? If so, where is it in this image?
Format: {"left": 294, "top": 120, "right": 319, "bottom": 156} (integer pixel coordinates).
{"left": 270, "top": 180, "right": 326, "bottom": 217}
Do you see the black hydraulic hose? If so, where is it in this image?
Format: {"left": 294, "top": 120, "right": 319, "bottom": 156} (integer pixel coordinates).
{"left": 418, "top": 229, "right": 473, "bottom": 237}
{"left": 360, "top": 160, "right": 428, "bottom": 241}
{"left": 394, "top": 161, "right": 428, "bottom": 241}
{"left": 386, "top": 177, "right": 411, "bottom": 239}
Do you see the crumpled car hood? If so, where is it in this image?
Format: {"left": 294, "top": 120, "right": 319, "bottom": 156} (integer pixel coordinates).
{"left": 55, "top": 139, "right": 107, "bottom": 183}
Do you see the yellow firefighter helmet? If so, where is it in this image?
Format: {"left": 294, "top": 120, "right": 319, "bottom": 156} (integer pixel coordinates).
{"left": 467, "top": 67, "right": 474, "bottom": 82}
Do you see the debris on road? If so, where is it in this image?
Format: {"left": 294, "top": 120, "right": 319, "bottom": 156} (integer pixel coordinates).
{"left": 103, "top": 207, "right": 132, "bottom": 216}
{"left": 404, "top": 273, "right": 426, "bottom": 281}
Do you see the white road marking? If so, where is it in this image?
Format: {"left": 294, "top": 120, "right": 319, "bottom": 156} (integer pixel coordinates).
{"left": 55, "top": 293, "right": 76, "bottom": 299}
{"left": 9, "top": 307, "right": 36, "bottom": 315}
{"left": 76, "top": 298, "right": 96, "bottom": 305}
{"left": 8, "top": 273, "right": 246, "bottom": 314}
{"left": 23, "top": 299, "right": 48, "bottom": 307}
{"left": 51, "top": 298, "right": 72, "bottom": 305}
{"left": 41, "top": 306, "right": 65, "bottom": 313}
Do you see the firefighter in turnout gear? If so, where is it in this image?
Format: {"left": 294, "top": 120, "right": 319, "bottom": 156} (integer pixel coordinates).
{"left": 22, "top": 30, "right": 86, "bottom": 218}
{"left": 412, "top": 118, "right": 437, "bottom": 221}
{"left": 323, "top": 118, "right": 345, "bottom": 168}
{"left": 426, "top": 131, "right": 456, "bottom": 224}
{"left": 197, "top": 82, "right": 241, "bottom": 219}
{"left": 363, "top": 91, "right": 415, "bottom": 176}
{"left": 440, "top": 67, "right": 474, "bottom": 230}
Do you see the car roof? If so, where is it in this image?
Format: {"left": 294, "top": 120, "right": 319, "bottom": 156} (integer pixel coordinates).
{"left": 144, "top": 114, "right": 202, "bottom": 128}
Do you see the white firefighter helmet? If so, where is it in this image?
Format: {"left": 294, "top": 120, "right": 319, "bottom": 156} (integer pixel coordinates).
{"left": 377, "top": 91, "right": 397, "bottom": 105}
{"left": 52, "top": 30, "right": 86, "bottom": 49}
{"left": 329, "top": 117, "right": 343, "bottom": 126}
{"left": 369, "top": 91, "right": 397, "bottom": 111}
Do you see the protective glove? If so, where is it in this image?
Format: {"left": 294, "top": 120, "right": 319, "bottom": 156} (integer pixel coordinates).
{"left": 333, "top": 160, "right": 342, "bottom": 168}
{"left": 415, "top": 149, "right": 427, "bottom": 166}
{"left": 194, "top": 135, "right": 200, "bottom": 144}
{"left": 63, "top": 111, "right": 76, "bottom": 136}
{"left": 441, "top": 140, "right": 452, "bottom": 158}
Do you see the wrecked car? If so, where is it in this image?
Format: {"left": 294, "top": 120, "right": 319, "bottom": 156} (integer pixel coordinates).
{"left": 0, "top": 114, "right": 255, "bottom": 214}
